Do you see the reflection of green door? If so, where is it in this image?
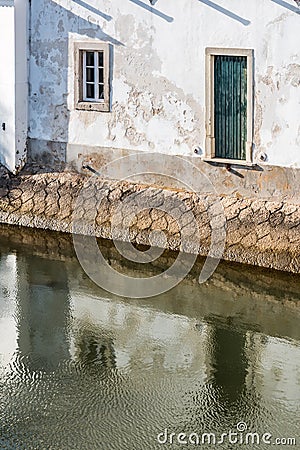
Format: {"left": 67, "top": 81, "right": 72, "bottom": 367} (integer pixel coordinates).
{"left": 214, "top": 56, "right": 247, "bottom": 160}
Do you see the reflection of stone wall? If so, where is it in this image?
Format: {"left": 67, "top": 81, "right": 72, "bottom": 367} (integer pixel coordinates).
{"left": 0, "top": 222, "right": 299, "bottom": 341}
{"left": 0, "top": 171, "right": 299, "bottom": 273}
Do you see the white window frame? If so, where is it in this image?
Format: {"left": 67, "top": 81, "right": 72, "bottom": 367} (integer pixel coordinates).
{"left": 74, "top": 42, "right": 110, "bottom": 112}
{"left": 204, "top": 47, "right": 254, "bottom": 166}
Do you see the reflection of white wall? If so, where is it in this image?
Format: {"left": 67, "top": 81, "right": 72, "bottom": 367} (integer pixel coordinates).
{"left": 260, "top": 338, "right": 300, "bottom": 409}
{"left": 0, "top": 253, "right": 71, "bottom": 374}
{"left": 15, "top": 256, "right": 71, "bottom": 370}
{"left": 0, "top": 254, "right": 18, "bottom": 371}
{"left": 245, "top": 332, "right": 300, "bottom": 410}
{"left": 69, "top": 291, "right": 212, "bottom": 375}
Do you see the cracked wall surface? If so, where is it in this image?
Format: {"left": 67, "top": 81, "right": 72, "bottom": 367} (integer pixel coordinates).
{"left": 28, "top": 0, "right": 300, "bottom": 177}
{"left": 0, "top": 171, "right": 299, "bottom": 274}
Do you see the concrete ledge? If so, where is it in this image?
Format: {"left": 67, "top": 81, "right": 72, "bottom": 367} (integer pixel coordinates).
{"left": 0, "top": 170, "right": 299, "bottom": 273}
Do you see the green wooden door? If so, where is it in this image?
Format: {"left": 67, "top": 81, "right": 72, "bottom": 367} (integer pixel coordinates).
{"left": 214, "top": 55, "right": 247, "bottom": 160}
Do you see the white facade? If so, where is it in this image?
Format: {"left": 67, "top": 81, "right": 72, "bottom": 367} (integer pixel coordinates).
{"left": 0, "top": 0, "right": 28, "bottom": 173}
{"left": 1, "top": 0, "right": 300, "bottom": 184}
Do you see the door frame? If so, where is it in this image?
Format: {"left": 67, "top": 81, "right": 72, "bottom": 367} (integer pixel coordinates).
{"left": 205, "top": 47, "right": 254, "bottom": 165}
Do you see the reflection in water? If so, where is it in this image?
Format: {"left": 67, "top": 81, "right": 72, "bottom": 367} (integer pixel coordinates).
{"left": 0, "top": 226, "right": 299, "bottom": 449}
{"left": 75, "top": 327, "right": 116, "bottom": 371}
{"left": 211, "top": 328, "right": 247, "bottom": 402}
{"left": 17, "top": 255, "right": 70, "bottom": 372}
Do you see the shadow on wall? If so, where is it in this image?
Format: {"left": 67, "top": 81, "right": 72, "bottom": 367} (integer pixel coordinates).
{"left": 0, "top": 100, "right": 11, "bottom": 171}
{"left": 270, "top": 0, "right": 300, "bottom": 14}
{"left": 197, "top": 0, "right": 250, "bottom": 25}
{"left": 72, "top": 0, "right": 113, "bottom": 21}
{"left": 28, "top": 0, "right": 177, "bottom": 170}
{"left": 128, "top": 0, "right": 174, "bottom": 22}
{"left": 28, "top": 0, "right": 124, "bottom": 169}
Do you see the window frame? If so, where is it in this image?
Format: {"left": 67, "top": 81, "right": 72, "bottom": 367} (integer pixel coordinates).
{"left": 204, "top": 47, "right": 254, "bottom": 165}
{"left": 74, "top": 41, "right": 110, "bottom": 112}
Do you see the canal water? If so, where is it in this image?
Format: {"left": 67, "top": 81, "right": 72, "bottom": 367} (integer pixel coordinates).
{"left": 0, "top": 226, "right": 299, "bottom": 449}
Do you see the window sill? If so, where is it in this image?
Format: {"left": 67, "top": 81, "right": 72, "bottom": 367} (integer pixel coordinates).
{"left": 202, "top": 157, "right": 256, "bottom": 167}
{"left": 75, "top": 101, "right": 110, "bottom": 112}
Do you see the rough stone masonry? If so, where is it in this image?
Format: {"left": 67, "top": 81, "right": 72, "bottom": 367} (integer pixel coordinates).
{"left": 0, "top": 168, "right": 299, "bottom": 274}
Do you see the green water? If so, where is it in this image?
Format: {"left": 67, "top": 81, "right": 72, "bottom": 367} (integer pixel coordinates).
{"left": 0, "top": 226, "right": 299, "bottom": 449}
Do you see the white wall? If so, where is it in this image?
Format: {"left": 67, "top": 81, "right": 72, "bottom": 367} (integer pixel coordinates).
{"left": 14, "top": 0, "right": 29, "bottom": 171}
{"left": 0, "top": 0, "right": 28, "bottom": 173}
{"left": 0, "top": 3, "right": 16, "bottom": 171}
{"left": 29, "top": 0, "right": 300, "bottom": 168}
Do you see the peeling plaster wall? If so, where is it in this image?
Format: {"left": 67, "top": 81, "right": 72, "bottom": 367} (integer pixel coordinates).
{"left": 28, "top": 0, "right": 300, "bottom": 175}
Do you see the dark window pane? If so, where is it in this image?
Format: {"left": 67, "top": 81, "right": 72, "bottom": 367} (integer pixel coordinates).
{"left": 86, "top": 83, "right": 95, "bottom": 99}
{"left": 98, "top": 68, "right": 104, "bottom": 83}
{"left": 86, "top": 67, "right": 95, "bottom": 82}
{"left": 86, "top": 51, "right": 94, "bottom": 67}
{"left": 98, "top": 51, "right": 104, "bottom": 67}
{"left": 99, "top": 84, "right": 104, "bottom": 100}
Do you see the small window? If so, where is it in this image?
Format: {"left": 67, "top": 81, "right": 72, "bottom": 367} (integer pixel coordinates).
{"left": 74, "top": 42, "right": 110, "bottom": 112}
{"left": 205, "top": 48, "right": 253, "bottom": 164}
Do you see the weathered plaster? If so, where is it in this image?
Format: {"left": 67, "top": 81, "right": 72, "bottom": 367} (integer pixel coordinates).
{"left": 27, "top": 0, "right": 300, "bottom": 186}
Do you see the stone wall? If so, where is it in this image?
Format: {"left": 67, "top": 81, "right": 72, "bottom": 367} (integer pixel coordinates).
{"left": 0, "top": 170, "right": 299, "bottom": 273}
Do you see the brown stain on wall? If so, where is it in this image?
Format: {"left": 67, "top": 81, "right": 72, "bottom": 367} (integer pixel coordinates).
{"left": 272, "top": 123, "right": 281, "bottom": 139}
{"left": 260, "top": 66, "right": 276, "bottom": 92}
{"left": 285, "top": 64, "right": 300, "bottom": 88}
{"left": 254, "top": 93, "right": 263, "bottom": 149}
